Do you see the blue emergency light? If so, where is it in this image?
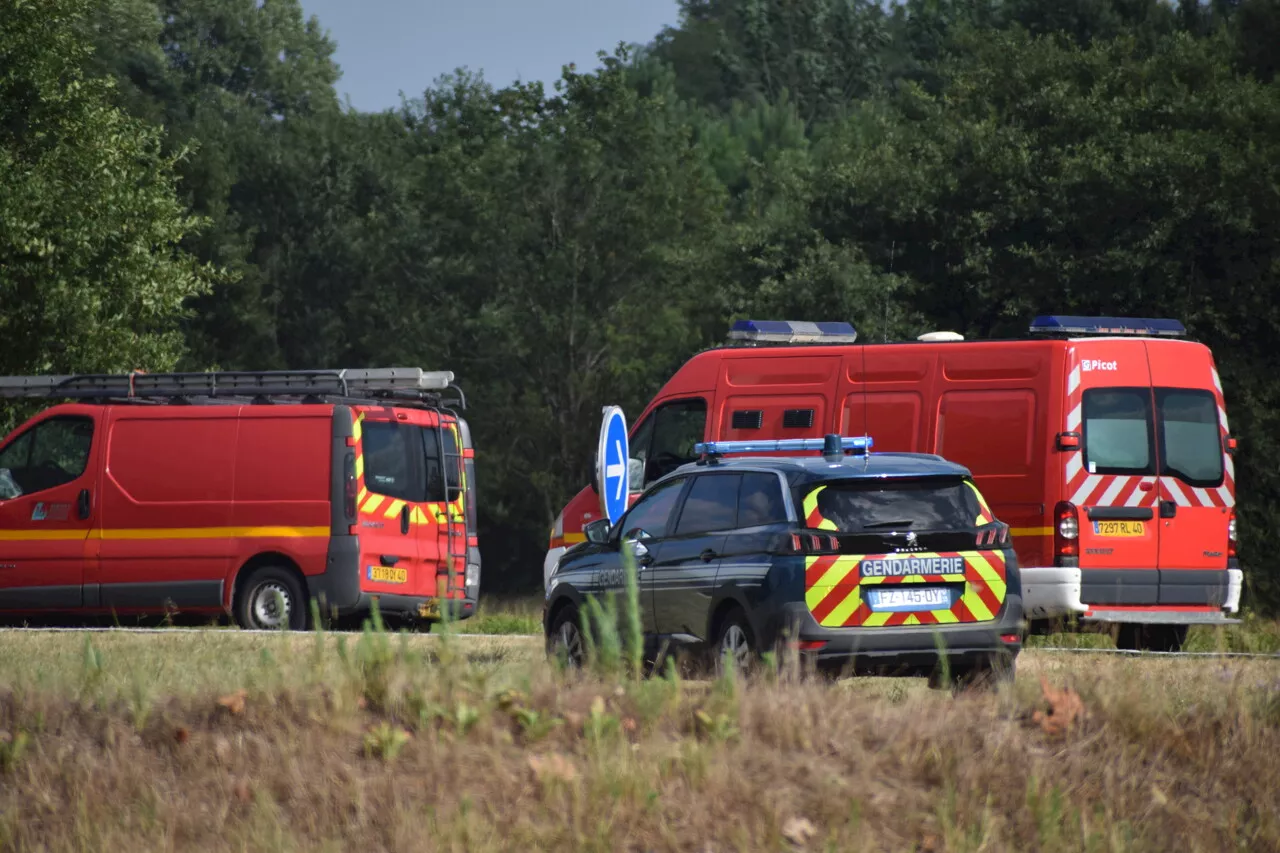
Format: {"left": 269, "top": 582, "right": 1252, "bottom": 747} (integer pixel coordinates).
{"left": 1029, "top": 315, "right": 1187, "bottom": 337}
{"left": 694, "top": 435, "right": 873, "bottom": 459}
{"left": 727, "top": 319, "right": 858, "bottom": 344}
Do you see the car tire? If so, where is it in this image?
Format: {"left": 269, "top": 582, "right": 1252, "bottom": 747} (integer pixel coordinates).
{"left": 547, "top": 604, "right": 586, "bottom": 668}
{"left": 712, "top": 607, "right": 756, "bottom": 677}
{"left": 234, "top": 565, "right": 308, "bottom": 631}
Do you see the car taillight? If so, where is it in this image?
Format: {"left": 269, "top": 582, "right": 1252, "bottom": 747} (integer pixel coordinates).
{"left": 343, "top": 452, "right": 357, "bottom": 521}
{"left": 1055, "top": 501, "right": 1078, "bottom": 561}
{"left": 1228, "top": 510, "right": 1237, "bottom": 558}
{"left": 784, "top": 532, "right": 840, "bottom": 554}
{"left": 976, "top": 522, "right": 1010, "bottom": 548}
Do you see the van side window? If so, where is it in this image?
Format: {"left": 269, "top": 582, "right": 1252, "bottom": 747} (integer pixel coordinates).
{"left": 1082, "top": 388, "right": 1155, "bottom": 475}
{"left": 1156, "top": 389, "right": 1223, "bottom": 486}
{"left": 737, "top": 473, "right": 789, "bottom": 527}
{"left": 633, "top": 399, "right": 707, "bottom": 485}
{"left": 362, "top": 421, "right": 422, "bottom": 501}
{"left": 0, "top": 416, "right": 94, "bottom": 497}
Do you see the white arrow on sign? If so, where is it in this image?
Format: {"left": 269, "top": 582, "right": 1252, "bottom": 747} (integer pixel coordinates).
{"left": 606, "top": 439, "right": 626, "bottom": 501}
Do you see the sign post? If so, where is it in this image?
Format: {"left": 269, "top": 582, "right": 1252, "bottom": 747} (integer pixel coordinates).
{"left": 596, "top": 405, "right": 630, "bottom": 526}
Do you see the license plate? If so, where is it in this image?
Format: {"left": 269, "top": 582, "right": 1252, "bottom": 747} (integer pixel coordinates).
{"left": 1093, "top": 520, "right": 1145, "bottom": 537}
{"left": 367, "top": 565, "right": 407, "bottom": 584}
{"left": 866, "top": 586, "right": 953, "bottom": 612}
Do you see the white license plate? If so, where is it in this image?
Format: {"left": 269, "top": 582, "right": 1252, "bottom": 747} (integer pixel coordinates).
{"left": 867, "top": 586, "right": 952, "bottom": 612}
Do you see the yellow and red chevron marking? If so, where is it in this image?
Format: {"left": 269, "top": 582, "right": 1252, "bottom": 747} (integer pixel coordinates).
{"left": 802, "top": 486, "right": 839, "bottom": 531}
{"left": 965, "top": 480, "right": 995, "bottom": 525}
{"left": 805, "top": 550, "right": 1008, "bottom": 628}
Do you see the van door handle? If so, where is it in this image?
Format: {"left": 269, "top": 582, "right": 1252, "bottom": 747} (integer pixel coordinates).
{"left": 380, "top": 555, "right": 399, "bottom": 567}
{"left": 400, "top": 504, "right": 411, "bottom": 534}
{"left": 77, "top": 489, "right": 91, "bottom": 520}
{"left": 700, "top": 549, "right": 717, "bottom": 562}
{"left": 1159, "top": 501, "right": 1177, "bottom": 519}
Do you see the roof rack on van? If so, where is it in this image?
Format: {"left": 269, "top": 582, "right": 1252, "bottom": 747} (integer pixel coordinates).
{"left": 0, "top": 368, "right": 462, "bottom": 407}
{"left": 694, "top": 434, "right": 873, "bottom": 464}
{"left": 1028, "top": 315, "right": 1187, "bottom": 337}
{"left": 727, "top": 319, "right": 858, "bottom": 346}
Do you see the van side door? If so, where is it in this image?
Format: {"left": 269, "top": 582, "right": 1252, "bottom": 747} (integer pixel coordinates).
{"left": 0, "top": 412, "right": 99, "bottom": 610}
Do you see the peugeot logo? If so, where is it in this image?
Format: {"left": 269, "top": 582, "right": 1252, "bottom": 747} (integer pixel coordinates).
{"left": 905, "top": 531, "right": 918, "bottom": 546}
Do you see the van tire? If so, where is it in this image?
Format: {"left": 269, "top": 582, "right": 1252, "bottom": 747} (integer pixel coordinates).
{"left": 234, "top": 566, "right": 308, "bottom": 631}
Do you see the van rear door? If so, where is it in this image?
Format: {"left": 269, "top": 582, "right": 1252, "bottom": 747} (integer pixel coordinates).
{"left": 1145, "top": 342, "right": 1232, "bottom": 605}
{"left": 354, "top": 412, "right": 422, "bottom": 601}
{"left": 1067, "top": 342, "right": 1161, "bottom": 605}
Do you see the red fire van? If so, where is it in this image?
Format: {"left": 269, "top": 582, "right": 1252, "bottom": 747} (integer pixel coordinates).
{"left": 545, "top": 317, "right": 1241, "bottom": 650}
{"left": 0, "top": 368, "right": 479, "bottom": 629}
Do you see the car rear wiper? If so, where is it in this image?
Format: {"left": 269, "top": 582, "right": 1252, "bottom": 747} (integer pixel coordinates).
{"left": 862, "top": 520, "right": 915, "bottom": 529}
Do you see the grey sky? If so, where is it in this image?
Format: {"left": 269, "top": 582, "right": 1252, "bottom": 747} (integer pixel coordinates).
{"left": 297, "top": 0, "right": 682, "bottom": 112}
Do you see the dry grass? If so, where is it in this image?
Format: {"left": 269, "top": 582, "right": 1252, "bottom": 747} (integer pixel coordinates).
{"left": 0, "top": 620, "right": 1275, "bottom": 852}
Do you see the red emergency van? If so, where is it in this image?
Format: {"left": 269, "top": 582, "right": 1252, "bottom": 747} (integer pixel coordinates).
{"left": 545, "top": 317, "right": 1241, "bottom": 650}
{"left": 0, "top": 368, "right": 479, "bottom": 629}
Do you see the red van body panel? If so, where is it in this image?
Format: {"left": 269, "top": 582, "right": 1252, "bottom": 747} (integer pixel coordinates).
{"left": 546, "top": 335, "right": 1240, "bottom": 630}
{"left": 0, "top": 399, "right": 475, "bottom": 623}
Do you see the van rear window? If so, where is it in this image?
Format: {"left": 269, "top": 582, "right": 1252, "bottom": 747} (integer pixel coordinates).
{"left": 1083, "top": 388, "right": 1155, "bottom": 475}
{"left": 1157, "top": 389, "right": 1223, "bottom": 486}
{"left": 801, "top": 478, "right": 982, "bottom": 532}
{"left": 362, "top": 421, "right": 419, "bottom": 501}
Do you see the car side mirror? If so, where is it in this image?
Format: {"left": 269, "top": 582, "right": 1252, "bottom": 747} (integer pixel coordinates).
{"left": 583, "top": 518, "right": 611, "bottom": 544}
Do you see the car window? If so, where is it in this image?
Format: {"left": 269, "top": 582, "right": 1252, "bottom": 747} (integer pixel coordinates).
{"left": 637, "top": 399, "right": 707, "bottom": 485}
{"left": 362, "top": 421, "right": 423, "bottom": 501}
{"left": 619, "top": 476, "right": 686, "bottom": 540}
{"left": 675, "top": 473, "right": 741, "bottom": 536}
{"left": 737, "top": 472, "right": 789, "bottom": 527}
{"left": 0, "top": 416, "right": 94, "bottom": 497}
{"left": 1083, "top": 388, "right": 1154, "bottom": 475}
{"left": 1157, "top": 389, "right": 1223, "bottom": 486}
{"left": 802, "top": 478, "right": 982, "bottom": 532}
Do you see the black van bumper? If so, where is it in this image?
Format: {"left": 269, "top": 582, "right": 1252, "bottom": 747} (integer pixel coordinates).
{"left": 309, "top": 535, "right": 476, "bottom": 623}
{"left": 771, "top": 595, "right": 1024, "bottom": 676}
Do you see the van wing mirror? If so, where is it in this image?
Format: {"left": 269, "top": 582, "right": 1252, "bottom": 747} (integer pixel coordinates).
{"left": 1056, "top": 431, "right": 1081, "bottom": 451}
{"left": 0, "top": 469, "right": 20, "bottom": 500}
{"left": 628, "top": 458, "right": 644, "bottom": 492}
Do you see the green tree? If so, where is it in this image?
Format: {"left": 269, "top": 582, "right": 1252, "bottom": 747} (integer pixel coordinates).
{"left": 0, "top": 0, "right": 212, "bottom": 405}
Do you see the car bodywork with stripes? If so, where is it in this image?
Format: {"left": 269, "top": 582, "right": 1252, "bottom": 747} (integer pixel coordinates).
{"left": 543, "top": 446, "right": 1023, "bottom": 676}
{"left": 0, "top": 370, "right": 478, "bottom": 627}
{"left": 545, "top": 318, "right": 1240, "bottom": 649}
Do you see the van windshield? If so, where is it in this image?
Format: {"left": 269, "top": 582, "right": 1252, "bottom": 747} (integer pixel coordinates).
{"left": 800, "top": 478, "right": 983, "bottom": 532}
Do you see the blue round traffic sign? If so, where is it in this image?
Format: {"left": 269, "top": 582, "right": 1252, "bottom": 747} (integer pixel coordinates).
{"left": 597, "top": 406, "right": 630, "bottom": 525}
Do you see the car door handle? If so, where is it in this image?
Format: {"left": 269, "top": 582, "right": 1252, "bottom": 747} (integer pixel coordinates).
{"left": 700, "top": 549, "right": 717, "bottom": 562}
{"left": 400, "top": 504, "right": 411, "bottom": 534}
{"left": 637, "top": 553, "right": 654, "bottom": 567}
{"left": 380, "top": 555, "right": 399, "bottom": 567}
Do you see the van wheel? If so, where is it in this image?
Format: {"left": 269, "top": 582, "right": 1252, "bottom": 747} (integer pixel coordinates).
{"left": 235, "top": 566, "right": 307, "bottom": 631}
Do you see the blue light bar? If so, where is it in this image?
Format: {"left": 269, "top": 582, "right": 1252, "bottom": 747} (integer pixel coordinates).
{"left": 1029, "top": 315, "right": 1186, "bottom": 337}
{"left": 693, "top": 436, "right": 874, "bottom": 456}
{"left": 727, "top": 319, "right": 858, "bottom": 344}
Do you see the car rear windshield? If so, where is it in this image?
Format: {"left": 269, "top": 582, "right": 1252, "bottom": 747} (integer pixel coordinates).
{"left": 799, "top": 477, "right": 983, "bottom": 533}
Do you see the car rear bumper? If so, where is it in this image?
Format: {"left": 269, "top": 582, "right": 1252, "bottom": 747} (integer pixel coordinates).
{"left": 775, "top": 596, "right": 1024, "bottom": 674}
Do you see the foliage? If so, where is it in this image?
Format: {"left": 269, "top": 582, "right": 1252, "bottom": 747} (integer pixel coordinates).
{"left": 4, "top": 0, "right": 1280, "bottom": 607}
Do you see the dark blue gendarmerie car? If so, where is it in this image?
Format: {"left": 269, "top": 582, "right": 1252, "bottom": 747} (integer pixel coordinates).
{"left": 543, "top": 435, "right": 1025, "bottom": 685}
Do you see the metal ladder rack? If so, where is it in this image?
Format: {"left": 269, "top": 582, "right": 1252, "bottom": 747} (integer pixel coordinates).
{"left": 0, "top": 368, "right": 457, "bottom": 404}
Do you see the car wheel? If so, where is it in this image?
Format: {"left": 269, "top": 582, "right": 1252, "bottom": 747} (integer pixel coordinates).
{"left": 235, "top": 566, "right": 307, "bottom": 631}
{"left": 547, "top": 605, "right": 585, "bottom": 668}
{"left": 712, "top": 608, "right": 756, "bottom": 677}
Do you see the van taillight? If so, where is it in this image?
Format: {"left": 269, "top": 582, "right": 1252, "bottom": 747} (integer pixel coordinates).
{"left": 1228, "top": 510, "right": 1237, "bottom": 558}
{"left": 1054, "top": 501, "right": 1078, "bottom": 561}
{"left": 343, "top": 452, "right": 357, "bottom": 521}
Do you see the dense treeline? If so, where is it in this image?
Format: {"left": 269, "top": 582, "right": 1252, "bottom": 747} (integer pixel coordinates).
{"left": 3, "top": 0, "right": 1279, "bottom": 606}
